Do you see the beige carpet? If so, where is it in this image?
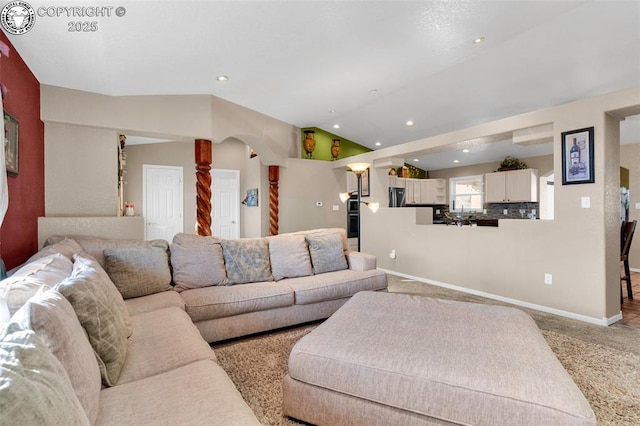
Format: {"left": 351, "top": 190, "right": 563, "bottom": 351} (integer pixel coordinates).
{"left": 213, "top": 277, "right": 640, "bottom": 425}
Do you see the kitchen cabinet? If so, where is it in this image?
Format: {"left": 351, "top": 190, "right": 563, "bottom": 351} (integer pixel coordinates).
{"left": 485, "top": 169, "right": 538, "bottom": 203}
{"left": 389, "top": 177, "right": 446, "bottom": 205}
{"left": 420, "top": 179, "right": 446, "bottom": 204}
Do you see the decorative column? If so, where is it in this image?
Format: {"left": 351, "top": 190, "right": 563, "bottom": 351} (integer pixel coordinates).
{"left": 268, "top": 165, "right": 280, "bottom": 236}
{"left": 195, "top": 139, "right": 212, "bottom": 236}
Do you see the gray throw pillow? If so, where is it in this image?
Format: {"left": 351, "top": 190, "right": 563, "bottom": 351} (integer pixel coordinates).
{"left": 305, "top": 231, "right": 348, "bottom": 274}
{"left": 55, "top": 254, "right": 129, "bottom": 386}
{"left": 103, "top": 246, "right": 172, "bottom": 299}
{"left": 0, "top": 323, "right": 91, "bottom": 425}
{"left": 220, "top": 238, "right": 274, "bottom": 285}
{"left": 12, "top": 289, "right": 101, "bottom": 424}
{"left": 171, "top": 243, "right": 227, "bottom": 291}
{"left": 267, "top": 234, "right": 313, "bottom": 281}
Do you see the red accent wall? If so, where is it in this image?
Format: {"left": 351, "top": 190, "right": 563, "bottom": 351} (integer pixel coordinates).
{"left": 0, "top": 32, "right": 44, "bottom": 270}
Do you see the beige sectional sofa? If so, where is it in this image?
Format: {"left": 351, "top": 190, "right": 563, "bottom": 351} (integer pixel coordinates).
{"left": 0, "top": 228, "right": 387, "bottom": 425}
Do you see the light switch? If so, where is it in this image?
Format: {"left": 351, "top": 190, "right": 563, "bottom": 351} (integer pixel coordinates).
{"left": 581, "top": 197, "right": 590, "bottom": 209}
{"left": 635, "top": 202, "right": 640, "bottom": 210}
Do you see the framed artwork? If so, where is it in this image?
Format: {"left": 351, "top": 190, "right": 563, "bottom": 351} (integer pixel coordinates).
{"left": 361, "top": 168, "right": 370, "bottom": 197}
{"left": 561, "top": 127, "right": 594, "bottom": 185}
{"left": 246, "top": 188, "right": 258, "bottom": 207}
{"left": 4, "top": 111, "right": 18, "bottom": 176}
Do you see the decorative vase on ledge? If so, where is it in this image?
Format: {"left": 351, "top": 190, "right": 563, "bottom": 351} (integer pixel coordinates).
{"left": 303, "top": 130, "right": 316, "bottom": 159}
{"left": 331, "top": 139, "right": 341, "bottom": 161}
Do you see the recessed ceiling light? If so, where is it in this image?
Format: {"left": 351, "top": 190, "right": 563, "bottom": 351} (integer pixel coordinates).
{"left": 333, "top": 124, "right": 340, "bottom": 129}
{"left": 462, "top": 149, "right": 470, "bottom": 153}
{"left": 216, "top": 75, "right": 229, "bottom": 81}
{"left": 473, "top": 37, "right": 485, "bottom": 44}
{"left": 413, "top": 158, "right": 419, "bottom": 162}
{"left": 329, "top": 109, "right": 336, "bottom": 113}
{"left": 406, "top": 120, "right": 414, "bottom": 126}
{"left": 453, "top": 160, "right": 460, "bottom": 163}
{"left": 370, "top": 89, "right": 378, "bottom": 94}
{"left": 375, "top": 142, "right": 381, "bottom": 146}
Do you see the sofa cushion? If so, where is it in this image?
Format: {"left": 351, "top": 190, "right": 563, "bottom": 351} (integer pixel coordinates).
{"left": 285, "top": 269, "right": 388, "bottom": 305}
{"left": 0, "top": 253, "right": 73, "bottom": 315}
{"left": 115, "top": 307, "right": 216, "bottom": 385}
{"left": 0, "top": 323, "right": 90, "bottom": 426}
{"left": 267, "top": 234, "right": 313, "bottom": 281}
{"left": 103, "top": 246, "right": 172, "bottom": 299}
{"left": 220, "top": 238, "right": 274, "bottom": 284}
{"left": 305, "top": 231, "right": 348, "bottom": 274}
{"left": 124, "top": 291, "right": 185, "bottom": 316}
{"left": 171, "top": 242, "right": 227, "bottom": 291}
{"left": 96, "top": 360, "right": 260, "bottom": 426}
{"left": 172, "top": 232, "right": 221, "bottom": 246}
{"left": 45, "top": 235, "right": 169, "bottom": 268}
{"left": 181, "top": 281, "right": 294, "bottom": 322}
{"left": 12, "top": 289, "right": 101, "bottom": 424}
{"left": 28, "top": 238, "right": 83, "bottom": 262}
{"left": 55, "top": 254, "right": 129, "bottom": 387}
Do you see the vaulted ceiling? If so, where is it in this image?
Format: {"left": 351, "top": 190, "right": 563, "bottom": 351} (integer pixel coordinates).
{"left": 5, "top": 1, "right": 640, "bottom": 169}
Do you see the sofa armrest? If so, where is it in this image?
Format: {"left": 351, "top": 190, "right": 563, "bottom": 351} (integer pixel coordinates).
{"left": 347, "top": 251, "right": 377, "bottom": 271}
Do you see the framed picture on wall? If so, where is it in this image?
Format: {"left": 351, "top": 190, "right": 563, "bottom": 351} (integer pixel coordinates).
{"left": 4, "top": 111, "right": 18, "bottom": 176}
{"left": 561, "top": 127, "right": 594, "bottom": 185}
{"left": 361, "top": 168, "right": 370, "bottom": 197}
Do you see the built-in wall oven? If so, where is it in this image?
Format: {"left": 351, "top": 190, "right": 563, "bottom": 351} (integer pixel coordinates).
{"left": 347, "top": 194, "right": 359, "bottom": 238}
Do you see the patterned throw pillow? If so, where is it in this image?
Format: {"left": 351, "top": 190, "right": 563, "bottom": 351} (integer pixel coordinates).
{"left": 171, "top": 243, "right": 228, "bottom": 291}
{"left": 220, "top": 238, "right": 274, "bottom": 285}
{"left": 267, "top": 234, "right": 313, "bottom": 281}
{"left": 55, "top": 254, "right": 129, "bottom": 386}
{"left": 305, "top": 231, "right": 348, "bottom": 274}
{"left": 103, "top": 246, "right": 172, "bottom": 299}
{"left": 0, "top": 323, "right": 91, "bottom": 425}
{"left": 12, "top": 289, "right": 101, "bottom": 424}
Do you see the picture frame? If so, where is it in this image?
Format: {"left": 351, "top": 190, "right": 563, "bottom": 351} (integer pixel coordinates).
{"left": 361, "top": 168, "right": 370, "bottom": 197}
{"left": 246, "top": 188, "right": 258, "bottom": 207}
{"left": 4, "top": 111, "right": 18, "bottom": 176}
{"left": 561, "top": 127, "right": 594, "bottom": 185}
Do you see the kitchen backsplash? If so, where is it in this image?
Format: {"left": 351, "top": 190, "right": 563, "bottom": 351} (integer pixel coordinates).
{"left": 482, "top": 202, "right": 539, "bottom": 220}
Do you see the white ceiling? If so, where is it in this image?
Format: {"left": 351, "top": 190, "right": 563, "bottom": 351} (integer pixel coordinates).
{"left": 5, "top": 1, "right": 640, "bottom": 169}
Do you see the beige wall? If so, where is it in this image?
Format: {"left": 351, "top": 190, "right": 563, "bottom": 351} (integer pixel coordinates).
{"left": 44, "top": 123, "right": 118, "bottom": 216}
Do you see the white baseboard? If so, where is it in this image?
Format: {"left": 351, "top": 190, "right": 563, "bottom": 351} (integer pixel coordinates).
{"left": 380, "top": 268, "right": 619, "bottom": 327}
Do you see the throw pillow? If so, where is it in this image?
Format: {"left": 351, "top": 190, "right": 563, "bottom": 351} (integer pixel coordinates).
{"left": 0, "top": 323, "right": 91, "bottom": 425}
{"left": 171, "top": 243, "right": 227, "bottom": 291}
{"left": 103, "top": 246, "right": 172, "bottom": 299}
{"left": 173, "top": 232, "right": 221, "bottom": 246}
{"left": 12, "top": 288, "right": 101, "bottom": 424}
{"left": 220, "top": 238, "right": 274, "bottom": 285}
{"left": 305, "top": 231, "right": 348, "bottom": 274}
{"left": 28, "top": 238, "right": 83, "bottom": 262}
{"left": 55, "top": 254, "right": 129, "bottom": 386}
{"left": 0, "top": 253, "right": 73, "bottom": 316}
{"left": 267, "top": 234, "right": 313, "bottom": 281}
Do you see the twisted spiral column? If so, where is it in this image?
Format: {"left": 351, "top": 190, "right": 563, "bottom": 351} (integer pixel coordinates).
{"left": 195, "top": 139, "right": 212, "bottom": 236}
{"left": 268, "top": 166, "right": 280, "bottom": 236}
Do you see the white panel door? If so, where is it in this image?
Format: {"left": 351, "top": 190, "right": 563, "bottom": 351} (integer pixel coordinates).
{"left": 211, "top": 169, "right": 240, "bottom": 239}
{"left": 143, "top": 165, "right": 183, "bottom": 241}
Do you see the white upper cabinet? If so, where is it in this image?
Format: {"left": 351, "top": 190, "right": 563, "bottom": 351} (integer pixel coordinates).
{"left": 484, "top": 169, "right": 538, "bottom": 203}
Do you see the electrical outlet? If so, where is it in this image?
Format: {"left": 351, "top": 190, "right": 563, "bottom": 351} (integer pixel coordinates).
{"left": 389, "top": 250, "right": 397, "bottom": 259}
{"left": 544, "top": 273, "right": 552, "bottom": 285}
{"left": 503, "top": 209, "right": 508, "bottom": 215}
{"left": 332, "top": 205, "right": 339, "bottom": 211}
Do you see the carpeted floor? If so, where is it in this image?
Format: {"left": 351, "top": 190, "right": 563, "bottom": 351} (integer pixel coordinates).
{"left": 213, "top": 275, "right": 640, "bottom": 425}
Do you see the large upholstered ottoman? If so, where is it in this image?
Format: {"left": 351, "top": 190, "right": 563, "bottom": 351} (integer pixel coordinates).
{"left": 283, "top": 291, "right": 596, "bottom": 425}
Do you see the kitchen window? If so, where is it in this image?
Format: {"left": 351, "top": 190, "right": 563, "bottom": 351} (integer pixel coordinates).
{"left": 449, "top": 175, "right": 483, "bottom": 212}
